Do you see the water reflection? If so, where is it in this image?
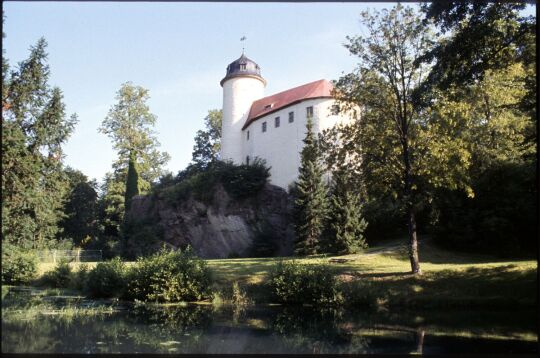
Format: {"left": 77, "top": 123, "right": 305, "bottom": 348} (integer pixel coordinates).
{"left": 1, "top": 287, "right": 537, "bottom": 354}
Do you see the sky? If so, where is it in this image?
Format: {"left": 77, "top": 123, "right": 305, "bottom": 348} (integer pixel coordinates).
{"left": 3, "top": 2, "right": 536, "bottom": 183}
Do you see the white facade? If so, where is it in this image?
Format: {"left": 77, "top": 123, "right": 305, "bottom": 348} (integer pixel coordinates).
{"left": 220, "top": 55, "right": 352, "bottom": 190}
{"left": 221, "top": 76, "right": 265, "bottom": 164}
{"left": 242, "top": 98, "right": 349, "bottom": 189}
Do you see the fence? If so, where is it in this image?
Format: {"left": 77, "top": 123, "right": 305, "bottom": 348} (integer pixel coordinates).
{"left": 37, "top": 250, "right": 103, "bottom": 263}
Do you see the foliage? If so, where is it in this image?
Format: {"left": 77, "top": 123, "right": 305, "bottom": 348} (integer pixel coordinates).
{"left": 249, "top": 222, "right": 280, "bottom": 258}
{"left": 124, "top": 150, "right": 140, "bottom": 214}
{"left": 86, "top": 258, "right": 127, "bottom": 298}
{"left": 417, "top": 2, "right": 535, "bottom": 112}
{"left": 71, "top": 264, "right": 89, "bottom": 291}
{"left": 45, "top": 260, "right": 72, "bottom": 288}
{"left": 333, "top": 5, "right": 477, "bottom": 273}
{"left": 122, "top": 217, "right": 164, "bottom": 260}
{"left": 268, "top": 261, "right": 342, "bottom": 305}
{"left": 191, "top": 109, "right": 222, "bottom": 170}
{"left": 1, "top": 244, "right": 38, "bottom": 285}
{"left": 98, "top": 83, "right": 169, "bottom": 253}
{"left": 2, "top": 37, "right": 77, "bottom": 249}
{"left": 99, "top": 82, "right": 170, "bottom": 192}
{"left": 325, "top": 169, "right": 368, "bottom": 255}
{"left": 293, "top": 117, "right": 329, "bottom": 256}
{"left": 220, "top": 158, "right": 270, "bottom": 199}
{"left": 126, "top": 247, "right": 213, "bottom": 302}
{"left": 58, "top": 167, "right": 98, "bottom": 248}
{"left": 431, "top": 161, "right": 536, "bottom": 256}
{"left": 156, "top": 160, "right": 270, "bottom": 205}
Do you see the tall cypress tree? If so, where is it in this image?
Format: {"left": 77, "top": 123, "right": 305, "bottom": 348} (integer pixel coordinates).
{"left": 293, "top": 116, "right": 329, "bottom": 256}
{"left": 124, "top": 150, "right": 140, "bottom": 216}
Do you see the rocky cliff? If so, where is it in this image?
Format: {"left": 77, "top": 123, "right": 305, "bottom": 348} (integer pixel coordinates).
{"left": 125, "top": 183, "right": 295, "bottom": 258}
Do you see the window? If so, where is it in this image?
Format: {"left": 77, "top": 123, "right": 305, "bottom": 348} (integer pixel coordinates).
{"left": 247, "top": 130, "right": 250, "bottom": 140}
{"left": 240, "top": 63, "right": 246, "bottom": 70}
{"left": 275, "top": 116, "right": 280, "bottom": 128}
{"left": 262, "top": 121, "right": 267, "bottom": 132}
{"left": 246, "top": 156, "right": 250, "bottom": 165}
{"left": 288, "top": 111, "right": 294, "bottom": 123}
{"left": 306, "top": 106, "right": 314, "bottom": 118}
{"left": 264, "top": 103, "right": 273, "bottom": 110}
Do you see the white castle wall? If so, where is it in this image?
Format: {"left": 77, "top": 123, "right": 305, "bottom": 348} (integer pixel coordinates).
{"left": 221, "top": 77, "right": 265, "bottom": 164}
{"left": 242, "top": 98, "right": 352, "bottom": 189}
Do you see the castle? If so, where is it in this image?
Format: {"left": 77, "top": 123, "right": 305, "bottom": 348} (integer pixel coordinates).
{"left": 220, "top": 53, "right": 352, "bottom": 189}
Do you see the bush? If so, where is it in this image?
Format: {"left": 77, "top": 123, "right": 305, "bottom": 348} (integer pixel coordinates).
{"left": 126, "top": 246, "right": 213, "bottom": 303}
{"left": 430, "top": 161, "right": 536, "bottom": 256}
{"left": 72, "top": 264, "right": 89, "bottom": 291}
{"left": 156, "top": 160, "right": 270, "bottom": 205}
{"left": 46, "top": 260, "right": 72, "bottom": 288}
{"left": 268, "top": 261, "right": 342, "bottom": 305}
{"left": 1, "top": 245, "right": 38, "bottom": 285}
{"left": 86, "top": 258, "right": 127, "bottom": 298}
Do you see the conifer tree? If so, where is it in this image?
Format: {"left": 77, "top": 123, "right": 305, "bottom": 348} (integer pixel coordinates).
{"left": 124, "top": 150, "right": 140, "bottom": 215}
{"left": 326, "top": 169, "right": 368, "bottom": 254}
{"left": 2, "top": 37, "right": 77, "bottom": 249}
{"left": 293, "top": 116, "right": 329, "bottom": 256}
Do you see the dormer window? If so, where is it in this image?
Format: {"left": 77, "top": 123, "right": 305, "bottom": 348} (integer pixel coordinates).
{"left": 264, "top": 104, "right": 273, "bottom": 110}
{"left": 240, "top": 63, "right": 247, "bottom": 70}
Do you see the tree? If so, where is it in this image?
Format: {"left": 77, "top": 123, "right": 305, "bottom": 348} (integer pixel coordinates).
{"left": 2, "top": 37, "right": 77, "bottom": 249}
{"left": 191, "top": 109, "right": 222, "bottom": 169}
{"left": 99, "top": 82, "right": 169, "bottom": 233}
{"left": 293, "top": 116, "right": 329, "bottom": 256}
{"left": 124, "top": 150, "right": 140, "bottom": 213}
{"left": 58, "top": 167, "right": 98, "bottom": 248}
{"left": 333, "top": 5, "right": 472, "bottom": 274}
{"left": 99, "top": 82, "right": 170, "bottom": 193}
{"left": 326, "top": 169, "right": 368, "bottom": 255}
{"left": 417, "top": 2, "right": 536, "bottom": 118}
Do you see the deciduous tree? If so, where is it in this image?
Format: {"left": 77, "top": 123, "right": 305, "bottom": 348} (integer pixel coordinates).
{"left": 333, "top": 5, "right": 472, "bottom": 274}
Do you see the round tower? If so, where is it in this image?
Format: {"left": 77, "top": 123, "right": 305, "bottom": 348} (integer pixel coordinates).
{"left": 220, "top": 53, "right": 266, "bottom": 164}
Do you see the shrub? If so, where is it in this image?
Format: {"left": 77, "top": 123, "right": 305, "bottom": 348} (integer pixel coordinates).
{"left": 46, "top": 260, "right": 72, "bottom": 288}
{"left": 86, "top": 258, "right": 127, "bottom": 298}
{"left": 1, "top": 245, "right": 38, "bottom": 285}
{"left": 156, "top": 160, "right": 271, "bottom": 205}
{"left": 268, "top": 261, "right": 342, "bottom": 305}
{"left": 71, "top": 264, "right": 89, "bottom": 291}
{"left": 126, "top": 246, "right": 213, "bottom": 303}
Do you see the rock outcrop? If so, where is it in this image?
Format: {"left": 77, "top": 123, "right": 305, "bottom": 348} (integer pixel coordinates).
{"left": 126, "top": 183, "right": 295, "bottom": 258}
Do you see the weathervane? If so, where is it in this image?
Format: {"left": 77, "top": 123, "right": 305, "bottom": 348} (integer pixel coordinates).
{"left": 240, "top": 36, "right": 247, "bottom": 54}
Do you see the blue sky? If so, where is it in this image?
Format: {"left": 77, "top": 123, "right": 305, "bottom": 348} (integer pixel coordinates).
{"left": 3, "top": 2, "right": 536, "bottom": 183}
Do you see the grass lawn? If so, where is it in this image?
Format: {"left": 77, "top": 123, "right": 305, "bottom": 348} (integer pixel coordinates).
{"left": 37, "top": 237, "right": 537, "bottom": 308}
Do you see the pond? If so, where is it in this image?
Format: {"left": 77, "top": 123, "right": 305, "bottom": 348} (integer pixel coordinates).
{"left": 1, "top": 286, "right": 537, "bottom": 354}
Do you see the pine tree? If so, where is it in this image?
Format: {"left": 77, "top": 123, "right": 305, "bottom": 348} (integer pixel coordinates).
{"left": 327, "top": 169, "right": 368, "bottom": 255}
{"left": 293, "top": 116, "right": 329, "bottom": 256}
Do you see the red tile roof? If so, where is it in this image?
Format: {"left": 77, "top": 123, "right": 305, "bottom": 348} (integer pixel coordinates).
{"left": 242, "top": 79, "right": 333, "bottom": 130}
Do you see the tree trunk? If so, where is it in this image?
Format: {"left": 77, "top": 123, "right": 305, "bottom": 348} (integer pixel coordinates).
{"left": 408, "top": 207, "right": 422, "bottom": 274}
{"left": 401, "top": 130, "right": 421, "bottom": 275}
